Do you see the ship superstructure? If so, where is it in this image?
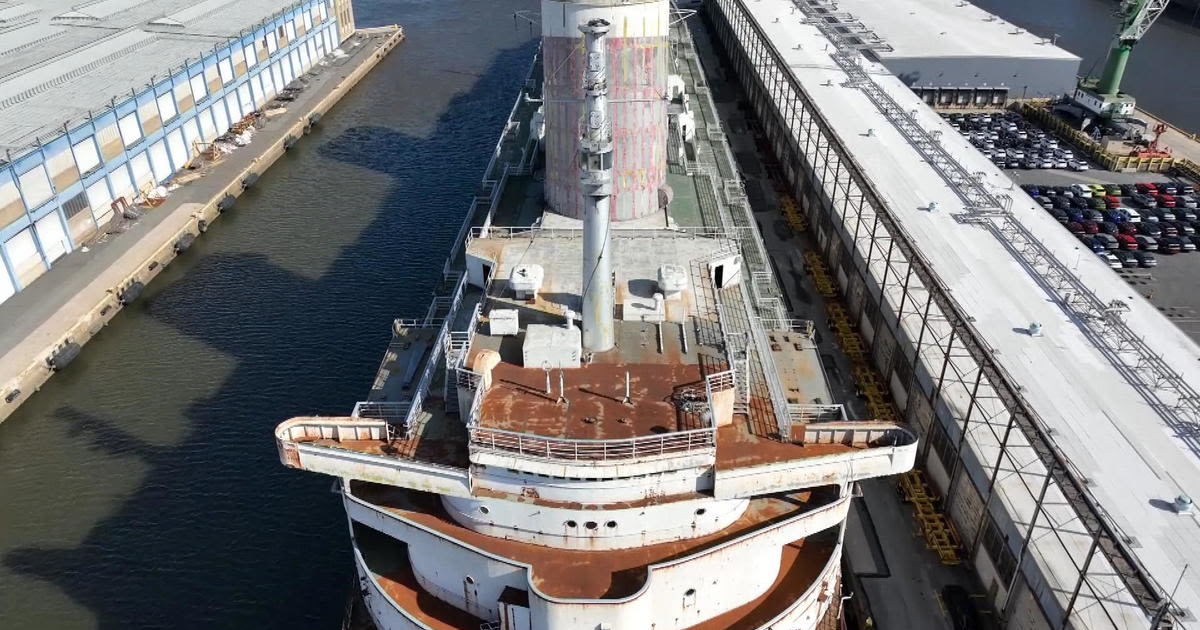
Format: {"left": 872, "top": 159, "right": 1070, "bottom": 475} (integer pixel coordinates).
{"left": 274, "top": 2, "right": 916, "bottom": 628}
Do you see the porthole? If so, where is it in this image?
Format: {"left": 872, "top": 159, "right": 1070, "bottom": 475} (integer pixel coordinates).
{"left": 465, "top": 575, "right": 475, "bottom": 585}
{"left": 585, "top": 521, "right": 598, "bottom": 530}
{"left": 566, "top": 520, "right": 578, "bottom": 528}
{"left": 478, "top": 505, "right": 489, "bottom": 515}
{"left": 685, "top": 588, "right": 696, "bottom": 597}
{"left": 695, "top": 508, "right": 707, "bottom": 516}
{"left": 605, "top": 520, "right": 617, "bottom": 528}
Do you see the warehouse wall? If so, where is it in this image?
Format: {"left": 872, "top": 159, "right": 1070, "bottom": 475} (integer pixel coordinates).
{"left": 884, "top": 56, "right": 1081, "bottom": 103}
{"left": 0, "top": 0, "right": 353, "bottom": 305}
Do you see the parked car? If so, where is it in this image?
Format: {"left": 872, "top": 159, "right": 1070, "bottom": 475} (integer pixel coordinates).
{"left": 1131, "top": 192, "right": 1157, "bottom": 208}
{"left": 1119, "top": 183, "right": 1136, "bottom": 196}
{"left": 1180, "top": 183, "right": 1196, "bottom": 195}
{"left": 1173, "top": 208, "right": 1197, "bottom": 221}
{"left": 1083, "top": 209, "right": 1104, "bottom": 221}
{"left": 1113, "top": 250, "right": 1138, "bottom": 267}
{"left": 1099, "top": 221, "right": 1119, "bottom": 235}
{"left": 1098, "top": 251, "right": 1122, "bottom": 269}
{"left": 1078, "top": 235, "right": 1104, "bottom": 252}
{"left": 1094, "top": 233, "right": 1118, "bottom": 249}
{"left": 1133, "top": 250, "right": 1158, "bottom": 267}
{"left": 1087, "top": 197, "right": 1107, "bottom": 211}
{"left": 1177, "top": 195, "right": 1198, "bottom": 209}
{"left": 1067, "top": 221, "right": 1085, "bottom": 235}
{"left": 1138, "top": 222, "right": 1163, "bottom": 237}
{"left": 1082, "top": 220, "right": 1101, "bottom": 234}
{"left": 1068, "top": 160, "right": 1089, "bottom": 171}
{"left": 1104, "top": 195, "right": 1121, "bottom": 209}
{"left": 1136, "top": 182, "right": 1158, "bottom": 195}
{"left": 1103, "top": 209, "right": 1128, "bottom": 223}
{"left": 1161, "top": 223, "right": 1179, "bottom": 237}
{"left": 1171, "top": 220, "right": 1196, "bottom": 235}
{"left": 1135, "top": 235, "right": 1159, "bottom": 250}
{"left": 1118, "top": 221, "right": 1138, "bottom": 235}
{"left": 1158, "top": 182, "right": 1178, "bottom": 195}
{"left": 1159, "top": 236, "right": 1183, "bottom": 253}
{"left": 1155, "top": 193, "right": 1177, "bottom": 208}
{"left": 1049, "top": 208, "right": 1068, "bottom": 223}
{"left": 1116, "top": 233, "right": 1138, "bottom": 250}
{"left": 1067, "top": 209, "right": 1085, "bottom": 223}
{"left": 1124, "top": 207, "right": 1142, "bottom": 223}
{"left": 1088, "top": 183, "right": 1106, "bottom": 196}
{"left": 1071, "top": 184, "right": 1093, "bottom": 198}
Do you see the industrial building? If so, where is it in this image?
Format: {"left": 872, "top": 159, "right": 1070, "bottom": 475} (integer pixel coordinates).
{"left": 0, "top": 0, "right": 357, "bottom": 305}
{"left": 802, "top": 0, "right": 1080, "bottom": 107}
{"left": 707, "top": 0, "right": 1200, "bottom": 628}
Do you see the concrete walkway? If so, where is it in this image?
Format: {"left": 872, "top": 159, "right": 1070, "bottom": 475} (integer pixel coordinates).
{"left": 0, "top": 28, "right": 403, "bottom": 423}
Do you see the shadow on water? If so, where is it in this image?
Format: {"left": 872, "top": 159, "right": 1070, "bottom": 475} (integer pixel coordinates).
{"left": 3, "top": 38, "right": 538, "bottom": 630}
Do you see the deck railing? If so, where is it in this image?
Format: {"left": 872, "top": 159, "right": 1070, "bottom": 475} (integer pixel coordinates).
{"left": 352, "top": 401, "right": 412, "bottom": 425}
{"left": 467, "top": 425, "right": 716, "bottom": 462}
{"left": 797, "top": 421, "right": 917, "bottom": 448}
{"left": 467, "top": 224, "right": 739, "bottom": 248}
{"left": 787, "top": 403, "right": 847, "bottom": 424}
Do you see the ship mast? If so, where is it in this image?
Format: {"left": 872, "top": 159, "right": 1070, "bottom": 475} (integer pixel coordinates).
{"left": 579, "top": 18, "right": 615, "bottom": 353}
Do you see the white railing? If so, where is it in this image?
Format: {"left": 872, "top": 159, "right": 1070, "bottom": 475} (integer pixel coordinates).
{"left": 276, "top": 416, "right": 394, "bottom": 444}
{"left": 787, "top": 403, "right": 847, "bottom": 424}
{"left": 443, "top": 47, "right": 543, "bottom": 275}
{"left": 467, "top": 224, "right": 738, "bottom": 250}
{"left": 468, "top": 426, "right": 716, "bottom": 462}
{"left": 391, "top": 272, "right": 468, "bottom": 433}
{"left": 796, "top": 421, "right": 917, "bottom": 448}
{"left": 352, "top": 401, "right": 412, "bottom": 425}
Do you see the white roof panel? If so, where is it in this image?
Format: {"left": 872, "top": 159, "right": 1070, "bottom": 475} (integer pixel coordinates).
{"left": 831, "top": 0, "right": 1079, "bottom": 61}
{"left": 0, "top": 0, "right": 312, "bottom": 155}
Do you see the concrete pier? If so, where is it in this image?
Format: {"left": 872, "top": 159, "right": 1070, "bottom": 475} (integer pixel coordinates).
{"left": 0, "top": 26, "right": 404, "bottom": 425}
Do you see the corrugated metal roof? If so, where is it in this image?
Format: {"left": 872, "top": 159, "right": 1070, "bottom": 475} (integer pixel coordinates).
{"left": 0, "top": 0, "right": 314, "bottom": 155}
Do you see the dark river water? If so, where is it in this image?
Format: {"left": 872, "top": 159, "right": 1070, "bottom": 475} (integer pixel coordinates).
{"left": 0, "top": 1, "right": 535, "bottom": 628}
{"left": 969, "top": 0, "right": 1200, "bottom": 133}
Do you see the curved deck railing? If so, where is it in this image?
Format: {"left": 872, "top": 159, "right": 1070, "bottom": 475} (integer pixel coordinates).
{"left": 467, "top": 425, "right": 716, "bottom": 463}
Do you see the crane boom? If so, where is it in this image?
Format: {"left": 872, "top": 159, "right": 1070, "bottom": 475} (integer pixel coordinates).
{"left": 1097, "top": 0, "right": 1170, "bottom": 95}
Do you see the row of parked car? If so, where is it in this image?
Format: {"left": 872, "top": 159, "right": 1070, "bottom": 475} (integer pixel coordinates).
{"left": 1021, "top": 181, "right": 1200, "bottom": 269}
{"left": 943, "top": 111, "right": 1088, "bottom": 171}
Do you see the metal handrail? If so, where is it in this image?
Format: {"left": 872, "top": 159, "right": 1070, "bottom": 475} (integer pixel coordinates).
{"left": 468, "top": 425, "right": 716, "bottom": 462}
{"left": 788, "top": 403, "right": 847, "bottom": 423}
{"left": 443, "top": 45, "right": 543, "bottom": 276}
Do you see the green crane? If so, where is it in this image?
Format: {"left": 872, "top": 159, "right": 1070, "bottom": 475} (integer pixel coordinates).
{"left": 1098, "top": 0, "right": 1170, "bottom": 95}
{"left": 1075, "top": 0, "right": 1170, "bottom": 119}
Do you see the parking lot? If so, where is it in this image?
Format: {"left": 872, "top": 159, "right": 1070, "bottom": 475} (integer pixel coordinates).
{"left": 1124, "top": 254, "right": 1200, "bottom": 342}
{"left": 943, "top": 110, "right": 1092, "bottom": 172}
{"left": 946, "top": 108, "right": 1200, "bottom": 342}
{"left": 1018, "top": 177, "right": 1200, "bottom": 343}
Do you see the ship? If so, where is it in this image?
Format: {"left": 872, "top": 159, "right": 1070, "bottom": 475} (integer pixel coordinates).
{"left": 273, "top": 1, "right": 918, "bottom": 628}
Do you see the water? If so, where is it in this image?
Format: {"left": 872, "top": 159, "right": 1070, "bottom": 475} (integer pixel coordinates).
{"left": 968, "top": 0, "right": 1200, "bottom": 133}
{"left": 0, "top": 1, "right": 535, "bottom": 628}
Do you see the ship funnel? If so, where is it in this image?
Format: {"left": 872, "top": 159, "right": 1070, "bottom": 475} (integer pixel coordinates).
{"left": 579, "top": 18, "right": 615, "bottom": 353}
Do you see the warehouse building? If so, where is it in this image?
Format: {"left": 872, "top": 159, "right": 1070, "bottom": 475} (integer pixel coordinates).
{"left": 0, "top": 0, "right": 357, "bottom": 304}
{"left": 804, "top": 0, "right": 1080, "bottom": 107}
{"left": 708, "top": 0, "right": 1200, "bottom": 628}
